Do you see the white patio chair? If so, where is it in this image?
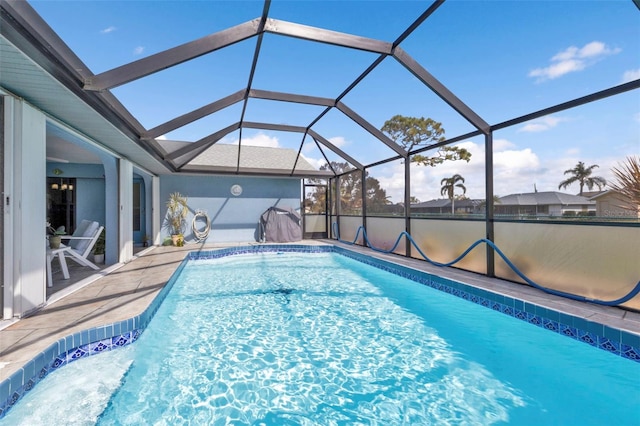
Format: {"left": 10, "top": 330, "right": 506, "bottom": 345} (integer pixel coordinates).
{"left": 60, "top": 220, "right": 103, "bottom": 271}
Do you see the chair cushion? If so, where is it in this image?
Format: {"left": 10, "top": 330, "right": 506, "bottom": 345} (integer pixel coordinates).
{"left": 69, "top": 220, "right": 100, "bottom": 255}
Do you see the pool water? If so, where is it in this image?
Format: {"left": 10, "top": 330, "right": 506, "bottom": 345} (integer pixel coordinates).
{"left": 4, "top": 252, "right": 639, "bottom": 425}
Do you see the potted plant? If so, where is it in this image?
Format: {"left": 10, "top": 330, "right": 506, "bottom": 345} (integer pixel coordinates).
{"left": 93, "top": 228, "right": 106, "bottom": 263}
{"left": 165, "top": 192, "right": 188, "bottom": 246}
{"left": 47, "top": 221, "right": 66, "bottom": 249}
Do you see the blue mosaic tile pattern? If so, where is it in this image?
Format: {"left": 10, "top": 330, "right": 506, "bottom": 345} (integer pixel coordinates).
{"left": 0, "top": 253, "right": 188, "bottom": 420}
{"left": 328, "top": 245, "right": 640, "bottom": 362}
{"left": 1, "top": 244, "right": 638, "bottom": 419}
{"left": 0, "top": 330, "right": 140, "bottom": 419}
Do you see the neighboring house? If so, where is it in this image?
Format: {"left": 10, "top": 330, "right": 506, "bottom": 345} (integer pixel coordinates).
{"left": 588, "top": 190, "right": 640, "bottom": 219}
{"left": 411, "top": 199, "right": 483, "bottom": 215}
{"left": 495, "top": 191, "right": 595, "bottom": 218}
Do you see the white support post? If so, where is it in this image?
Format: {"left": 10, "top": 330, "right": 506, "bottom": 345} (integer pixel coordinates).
{"left": 118, "top": 159, "right": 134, "bottom": 262}
{"left": 152, "top": 175, "right": 160, "bottom": 245}
{"left": 4, "top": 98, "right": 47, "bottom": 317}
{"left": 3, "top": 97, "right": 15, "bottom": 319}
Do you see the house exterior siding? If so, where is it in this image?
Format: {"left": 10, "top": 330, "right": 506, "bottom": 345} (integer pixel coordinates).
{"left": 160, "top": 175, "right": 301, "bottom": 243}
{"left": 592, "top": 191, "right": 640, "bottom": 219}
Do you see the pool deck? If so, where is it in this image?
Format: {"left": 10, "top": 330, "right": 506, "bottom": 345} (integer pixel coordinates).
{"left": 1, "top": 240, "right": 639, "bottom": 383}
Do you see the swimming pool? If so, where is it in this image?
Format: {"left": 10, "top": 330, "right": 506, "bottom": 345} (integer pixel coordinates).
{"left": 1, "top": 246, "right": 639, "bottom": 424}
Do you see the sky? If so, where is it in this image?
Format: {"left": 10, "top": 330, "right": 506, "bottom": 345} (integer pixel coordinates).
{"left": 30, "top": 0, "right": 640, "bottom": 203}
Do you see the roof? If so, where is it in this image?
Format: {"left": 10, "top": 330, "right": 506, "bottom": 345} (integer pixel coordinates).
{"left": 412, "top": 199, "right": 481, "bottom": 208}
{"left": 497, "top": 191, "right": 595, "bottom": 206}
{"left": 581, "top": 191, "right": 606, "bottom": 199}
{"left": 185, "top": 143, "right": 327, "bottom": 176}
{"left": 587, "top": 190, "right": 619, "bottom": 200}
{"left": 413, "top": 199, "right": 451, "bottom": 208}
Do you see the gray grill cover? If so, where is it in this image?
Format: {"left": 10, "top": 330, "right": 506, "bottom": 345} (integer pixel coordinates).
{"left": 260, "top": 206, "right": 302, "bottom": 243}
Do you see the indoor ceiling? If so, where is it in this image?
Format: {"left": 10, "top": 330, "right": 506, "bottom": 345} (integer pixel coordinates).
{"left": 46, "top": 135, "right": 102, "bottom": 165}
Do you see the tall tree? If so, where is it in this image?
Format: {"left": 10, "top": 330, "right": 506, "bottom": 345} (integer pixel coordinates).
{"left": 440, "top": 174, "right": 466, "bottom": 214}
{"left": 558, "top": 161, "right": 607, "bottom": 195}
{"left": 304, "top": 185, "right": 327, "bottom": 214}
{"left": 381, "top": 115, "right": 471, "bottom": 166}
{"left": 316, "top": 162, "right": 391, "bottom": 215}
{"left": 609, "top": 156, "right": 640, "bottom": 211}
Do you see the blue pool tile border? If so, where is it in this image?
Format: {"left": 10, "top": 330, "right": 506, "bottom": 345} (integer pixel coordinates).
{"left": 332, "top": 246, "right": 640, "bottom": 362}
{"left": 0, "top": 254, "right": 189, "bottom": 420}
{"left": 1, "top": 244, "right": 638, "bottom": 419}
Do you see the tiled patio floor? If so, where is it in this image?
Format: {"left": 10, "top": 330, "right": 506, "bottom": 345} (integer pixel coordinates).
{"left": 1, "top": 240, "right": 639, "bottom": 384}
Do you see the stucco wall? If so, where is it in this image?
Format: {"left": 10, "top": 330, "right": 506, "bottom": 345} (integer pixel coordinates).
{"left": 160, "top": 175, "right": 301, "bottom": 243}
{"left": 76, "top": 178, "right": 106, "bottom": 226}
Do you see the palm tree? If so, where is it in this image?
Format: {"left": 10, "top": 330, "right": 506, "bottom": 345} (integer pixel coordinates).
{"left": 609, "top": 156, "right": 640, "bottom": 211}
{"left": 558, "top": 161, "right": 606, "bottom": 195}
{"left": 440, "top": 174, "right": 466, "bottom": 214}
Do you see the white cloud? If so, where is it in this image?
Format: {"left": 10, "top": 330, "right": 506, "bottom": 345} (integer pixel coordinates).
{"left": 494, "top": 148, "right": 540, "bottom": 170}
{"left": 529, "top": 41, "right": 620, "bottom": 82}
{"left": 373, "top": 140, "right": 551, "bottom": 203}
{"left": 133, "top": 46, "right": 145, "bottom": 56}
{"left": 518, "top": 115, "right": 567, "bottom": 133}
{"left": 302, "top": 140, "right": 319, "bottom": 154}
{"left": 622, "top": 69, "right": 640, "bottom": 83}
{"left": 375, "top": 163, "right": 412, "bottom": 203}
{"left": 493, "top": 139, "right": 516, "bottom": 151}
{"left": 529, "top": 59, "right": 585, "bottom": 81}
{"left": 300, "top": 153, "right": 327, "bottom": 170}
{"left": 339, "top": 136, "right": 625, "bottom": 204}
{"left": 100, "top": 26, "right": 117, "bottom": 34}
{"left": 156, "top": 135, "right": 167, "bottom": 140}
{"left": 231, "top": 132, "right": 280, "bottom": 148}
{"left": 328, "top": 136, "right": 347, "bottom": 148}
{"left": 518, "top": 123, "right": 547, "bottom": 133}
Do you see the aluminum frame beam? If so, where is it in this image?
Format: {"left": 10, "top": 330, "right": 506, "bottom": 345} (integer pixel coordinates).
{"left": 181, "top": 164, "right": 334, "bottom": 178}
{"left": 263, "top": 18, "right": 392, "bottom": 54}
{"left": 249, "top": 89, "right": 335, "bottom": 107}
{"left": 84, "top": 20, "right": 261, "bottom": 91}
{"left": 410, "top": 129, "right": 483, "bottom": 157}
{"left": 167, "top": 120, "right": 362, "bottom": 171}
{"left": 243, "top": 121, "right": 307, "bottom": 133}
{"left": 393, "top": 47, "right": 491, "bottom": 134}
{"left": 290, "top": 134, "right": 307, "bottom": 176}
{"left": 1, "top": 0, "right": 89, "bottom": 81}
{"left": 312, "top": 138, "right": 337, "bottom": 176}
{"left": 0, "top": 0, "right": 173, "bottom": 171}
{"left": 492, "top": 79, "right": 640, "bottom": 131}
{"left": 393, "top": 1, "right": 445, "bottom": 47}
{"left": 238, "top": 2, "right": 270, "bottom": 125}
{"left": 144, "top": 90, "right": 245, "bottom": 139}
{"left": 168, "top": 122, "right": 240, "bottom": 163}
{"left": 336, "top": 102, "right": 407, "bottom": 157}
{"left": 308, "top": 130, "right": 363, "bottom": 170}
{"left": 236, "top": 2, "right": 272, "bottom": 173}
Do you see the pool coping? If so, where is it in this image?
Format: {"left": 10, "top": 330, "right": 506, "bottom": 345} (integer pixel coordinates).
{"left": 1, "top": 241, "right": 639, "bottom": 418}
